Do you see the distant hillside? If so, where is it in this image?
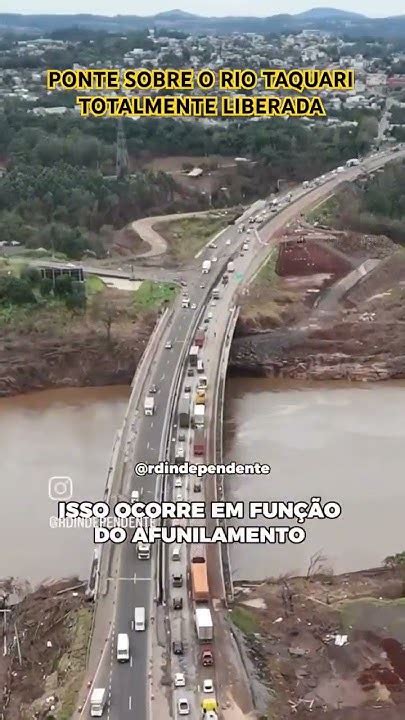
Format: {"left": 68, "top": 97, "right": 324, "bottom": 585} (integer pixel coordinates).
{"left": 0, "top": 8, "right": 405, "bottom": 38}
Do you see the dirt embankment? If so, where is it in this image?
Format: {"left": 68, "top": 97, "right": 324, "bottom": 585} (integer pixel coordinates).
{"left": 231, "top": 226, "right": 405, "bottom": 382}
{"left": 0, "top": 314, "right": 155, "bottom": 398}
{"left": 232, "top": 566, "right": 405, "bottom": 720}
{"left": 0, "top": 578, "right": 91, "bottom": 720}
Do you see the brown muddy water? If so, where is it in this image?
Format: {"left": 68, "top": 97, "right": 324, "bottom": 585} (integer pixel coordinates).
{"left": 0, "top": 386, "right": 129, "bottom": 584}
{"left": 224, "top": 378, "right": 405, "bottom": 581}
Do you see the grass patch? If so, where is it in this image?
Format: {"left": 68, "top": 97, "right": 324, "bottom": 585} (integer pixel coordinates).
{"left": 230, "top": 605, "right": 259, "bottom": 635}
{"left": 132, "top": 280, "right": 176, "bottom": 311}
{"left": 86, "top": 275, "right": 105, "bottom": 295}
{"left": 306, "top": 195, "right": 340, "bottom": 225}
{"left": 57, "top": 607, "right": 93, "bottom": 720}
{"left": 154, "top": 214, "right": 228, "bottom": 262}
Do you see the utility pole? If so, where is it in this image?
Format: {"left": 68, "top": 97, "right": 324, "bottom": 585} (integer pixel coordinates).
{"left": 116, "top": 118, "right": 129, "bottom": 179}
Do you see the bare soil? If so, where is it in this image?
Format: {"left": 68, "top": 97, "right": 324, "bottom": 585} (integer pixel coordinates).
{"left": 232, "top": 567, "right": 405, "bottom": 719}
{"left": 0, "top": 578, "right": 91, "bottom": 720}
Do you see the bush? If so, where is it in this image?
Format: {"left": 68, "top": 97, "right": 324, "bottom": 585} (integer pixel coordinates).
{"left": 20, "top": 265, "right": 41, "bottom": 285}
{"left": 39, "top": 277, "right": 53, "bottom": 296}
{"left": 0, "top": 276, "right": 36, "bottom": 305}
{"left": 54, "top": 274, "right": 73, "bottom": 297}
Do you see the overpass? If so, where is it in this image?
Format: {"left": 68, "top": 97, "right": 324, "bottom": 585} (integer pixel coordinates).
{"left": 78, "top": 144, "right": 405, "bottom": 719}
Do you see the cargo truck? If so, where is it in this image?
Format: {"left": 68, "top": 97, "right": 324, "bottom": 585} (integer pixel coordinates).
{"left": 197, "top": 375, "right": 208, "bottom": 390}
{"left": 202, "top": 260, "right": 211, "bottom": 274}
{"left": 189, "top": 345, "right": 199, "bottom": 367}
{"left": 193, "top": 404, "right": 205, "bottom": 428}
{"left": 194, "top": 330, "right": 205, "bottom": 348}
{"left": 195, "top": 390, "right": 205, "bottom": 405}
{"left": 227, "top": 261, "right": 234, "bottom": 273}
{"left": 195, "top": 607, "right": 213, "bottom": 641}
{"left": 144, "top": 396, "right": 154, "bottom": 416}
{"left": 190, "top": 558, "right": 209, "bottom": 601}
{"left": 346, "top": 158, "right": 360, "bottom": 167}
{"left": 90, "top": 688, "right": 106, "bottom": 717}
{"left": 178, "top": 398, "right": 190, "bottom": 428}
{"left": 212, "top": 287, "right": 220, "bottom": 299}
{"left": 193, "top": 428, "right": 205, "bottom": 455}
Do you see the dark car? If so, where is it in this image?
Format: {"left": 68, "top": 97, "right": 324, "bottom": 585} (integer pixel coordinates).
{"left": 173, "top": 641, "right": 184, "bottom": 655}
{"left": 178, "top": 432, "right": 186, "bottom": 442}
{"left": 187, "top": 368, "right": 194, "bottom": 377}
{"left": 193, "top": 481, "right": 201, "bottom": 492}
{"left": 172, "top": 573, "right": 183, "bottom": 587}
{"left": 173, "top": 597, "right": 183, "bottom": 610}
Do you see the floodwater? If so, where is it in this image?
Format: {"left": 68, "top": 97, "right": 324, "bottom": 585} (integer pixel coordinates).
{"left": 0, "top": 386, "right": 129, "bottom": 585}
{"left": 224, "top": 378, "right": 405, "bottom": 581}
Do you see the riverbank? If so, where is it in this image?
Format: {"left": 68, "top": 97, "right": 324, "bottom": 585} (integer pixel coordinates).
{"left": 230, "top": 565, "right": 405, "bottom": 719}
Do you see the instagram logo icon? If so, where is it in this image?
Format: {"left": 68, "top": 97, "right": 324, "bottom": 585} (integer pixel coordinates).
{"left": 49, "top": 476, "right": 73, "bottom": 501}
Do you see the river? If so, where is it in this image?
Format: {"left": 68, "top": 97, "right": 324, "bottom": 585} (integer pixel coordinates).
{"left": 0, "top": 386, "right": 129, "bottom": 585}
{"left": 1, "top": 381, "right": 404, "bottom": 585}
{"left": 224, "top": 378, "right": 405, "bottom": 581}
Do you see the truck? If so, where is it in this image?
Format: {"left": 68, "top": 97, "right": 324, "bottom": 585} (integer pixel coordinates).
{"left": 144, "top": 396, "right": 154, "bottom": 416}
{"left": 197, "top": 375, "right": 208, "bottom": 390}
{"left": 227, "top": 261, "right": 234, "bottom": 273}
{"left": 181, "top": 296, "right": 190, "bottom": 308}
{"left": 193, "top": 428, "right": 205, "bottom": 455}
{"left": 212, "top": 287, "right": 220, "bottom": 300}
{"left": 190, "top": 558, "right": 209, "bottom": 601}
{"left": 195, "top": 389, "right": 206, "bottom": 405}
{"left": 189, "top": 345, "right": 199, "bottom": 367}
{"left": 137, "top": 542, "right": 150, "bottom": 560}
{"left": 194, "top": 329, "right": 205, "bottom": 348}
{"left": 90, "top": 688, "right": 107, "bottom": 717}
{"left": 193, "top": 404, "right": 205, "bottom": 428}
{"left": 346, "top": 158, "right": 360, "bottom": 167}
{"left": 178, "top": 397, "right": 190, "bottom": 428}
{"left": 202, "top": 260, "right": 211, "bottom": 274}
{"left": 222, "top": 274, "right": 229, "bottom": 285}
{"left": 195, "top": 607, "right": 213, "bottom": 641}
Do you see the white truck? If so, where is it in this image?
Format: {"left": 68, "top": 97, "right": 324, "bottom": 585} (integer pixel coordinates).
{"left": 193, "top": 404, "right": 205, "bottom": 427}
{"left": 144, "top": 396, "right": 154, "bottom": 416}
{"left": 137, "top": 542, "right": 150, "bottom": 559}
{"left": 181, "top": 296, "right": 190, "bottom": 308}
{"left": 90, "top": 688, "right": 107, "bottom": 717}
{"left": 227, "top": 261, "right": 234, "bottom": 273}
{"left": 202, "top": 260, "right": 211, "bottom": 274}
{"left": 212, "top": 287, "right": 220, "bottom": 300}
{"left": 195, "top": 607, "right": 213, "bottom": 641}
{"left": 346, "top": 158, "right": 360, "bottom": 167}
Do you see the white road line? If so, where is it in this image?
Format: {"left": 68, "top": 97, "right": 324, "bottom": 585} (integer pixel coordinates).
{"left": 147, "top": 441, "right": 150, "bottom": 449}
{"left": 133, "top": 572, "right": 136, "bottom": 584}
{"left": 130, "top": 656, "right": 133, "bottom": 668}
{"left": 151, "top": 421, "right": 153, "bottom": 428}
{"left": 129, "top": 696, "right": 132, "bottom": 710}
{"left": 161, "top": 374, "right": 165, "bottom": 381}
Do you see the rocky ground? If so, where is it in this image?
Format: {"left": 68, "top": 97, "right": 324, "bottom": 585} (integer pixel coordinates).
{"left": 231, "top": 225, "right": 405, "bottom": 382}
{"left": 231, "top": 566, "right": 405, "bottom": 719}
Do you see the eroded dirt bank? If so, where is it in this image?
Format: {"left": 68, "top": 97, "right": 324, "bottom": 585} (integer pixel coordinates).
{"left": 231, "top": 566, "right": 405, "bottom": 719}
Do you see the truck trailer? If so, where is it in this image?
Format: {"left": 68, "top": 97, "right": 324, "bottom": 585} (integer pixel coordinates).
{"left": 193, "top": 405, "right": 205, "bottom": 428}
{"left": 178, "top": 398, "right": 190, "bottom": 428}
{"left": 144, "top": 396, "right": 154, "bottom": 416}
{"left": 193, "top": 428, "right": 205, "bottom": 455}
{"left": 189, "top": 345, "right": 199, "bottom": 367}
{"left": 190, "top": 558, "right": 209, "bottom": 601}
{"left": 194, "top": 330, "right": 205, "bottom": 348}
{"left": 90, "top": 688, "right": 106, "bottom": 717}
{"left": 195, "top": 607, "right": 213, "bottom": 641}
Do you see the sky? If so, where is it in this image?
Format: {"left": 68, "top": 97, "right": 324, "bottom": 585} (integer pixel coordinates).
{"left": 2, "top": 1, "right": 404, "bottom": 17}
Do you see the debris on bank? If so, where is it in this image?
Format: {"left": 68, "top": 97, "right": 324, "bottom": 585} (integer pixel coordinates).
{"left": 230, "top": 567, "right": 405, "bottom": 719}
{"left": 0, "top": 577, "right": 91, "bottom": 720}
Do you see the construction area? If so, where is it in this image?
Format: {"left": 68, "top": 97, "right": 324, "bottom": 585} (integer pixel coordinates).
{"left": 0, "top": 578, "right": 91, "bottom": 720}
{"left": 232, "top": 565, "right": 405, "bottom": 719}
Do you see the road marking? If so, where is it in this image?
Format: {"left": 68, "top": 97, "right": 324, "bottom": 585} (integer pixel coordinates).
{"left": 160, "top": 373, "right": 165, "bottom": 381}
{"left": 150, "top": 421, "right": 153, "bottom": 428}
{"left": 147, "top": 441, "right": 150, "bottom": 449}
{"left": 129, "top": 696, "right": 132, "bottom": 710}
{"left": 114, "top": 576, "right": 152, "bottom": 581}
{"left": 130, "top": 656, "right": 133, "bottom": 667}
{"left": 134, "top": 572, "right": 136, "bottom": 584}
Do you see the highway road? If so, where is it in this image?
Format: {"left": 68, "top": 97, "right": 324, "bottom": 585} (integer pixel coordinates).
{"left": 85, "top": 143, "right": 405, "bottom": 719}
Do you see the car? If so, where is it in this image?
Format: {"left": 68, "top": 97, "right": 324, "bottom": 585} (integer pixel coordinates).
{"left": 240, "top": 252, "right": 244, "bottom": 257}
{"left": 226, "top": 239, "right": 231, "bottom": 245}
{"left": 174, "top": 673, "right": 185, "bottom": 687}
{"left": 178, "top": 431, "right": 186, "bottom": 442}
{"left": 165, "top": 341, "right": 172, "bottom": 349}
{"left": 176, "top": 491, "right": 183, "bottom": 501}
{"left": 177, "top": 698, "right": 189, "bottom": 715}
{"left": 175, "top": 477, "right": 182, "bottom": 488}
{"left": 173, "top": 597, "right": 183, "bottom": 610}
{"left": 173, "top": 641, "right": 184, "bottom": 655}
{"left": 180, "top": 280, "right": 187, "bottom": 287}
{"left": 187, "top": 368, "right": 194, "bottom": 377}
{"left": 200, "top": 284, "right": 205, "bottom": 288}
{"left": 212, "top": 256, "right": 218, "bottom": 262}
{"left": 130, "top": 490, "right": 140, "bottom": 503}
{"left": 191, "top": 303, "right": 196, "bottom": 309}
{"left": 172, "top": 573, "right": 183, "bottom": 587}
{"left": 208, "top": 242, "right": 217, "bottom": 249}
{"left": 203, "top": 679, "right": 214, "bottom": 693}
{"left": 184, "top": 386, "right": 191, "bottom": 395}
{"left": 149, "top": 384, "right": 157, "bottom": 394}
{"left": 207, "top": 312, "right": 213, "bottom": 320}
{"left": 211, "top": 300, "right": 216, "bottom": 307}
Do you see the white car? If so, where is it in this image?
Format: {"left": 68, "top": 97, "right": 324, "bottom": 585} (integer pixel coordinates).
{"left": 176, "top": 491, "right": 183, "bottom": 501}
{"left": 191, "top": 303, "right": 196, "bottom": 309}
{"left": 211, "top": 300, "right": 216, "bottom": 307}
{"left": 212, "top": 256, "right": 218, "bottom": 262}
{"left": 208, "top": 242, "right": 217, "bottom": 249}
{"left": 203, "top": 679, "right": 214, "bottom": 693}
{"left": 207, "top": 312, "right": 213, "bottom": 320}
{"left": 178, "top": 699, "right": 189, "bottom": 715}
{"left": 165, "top": 341, "right": 172, "bottom": 349}
{"left": 226, "top": 239, "right": 231, "bottom": 245}
{"left": 175, "top": 478, "right": 182, "bottom": 488}
{"left": 131, "top": 490, "right": 140, "bottom": 503}
{"left": 174, "top": 673, "right": 185, "bottom": 687}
